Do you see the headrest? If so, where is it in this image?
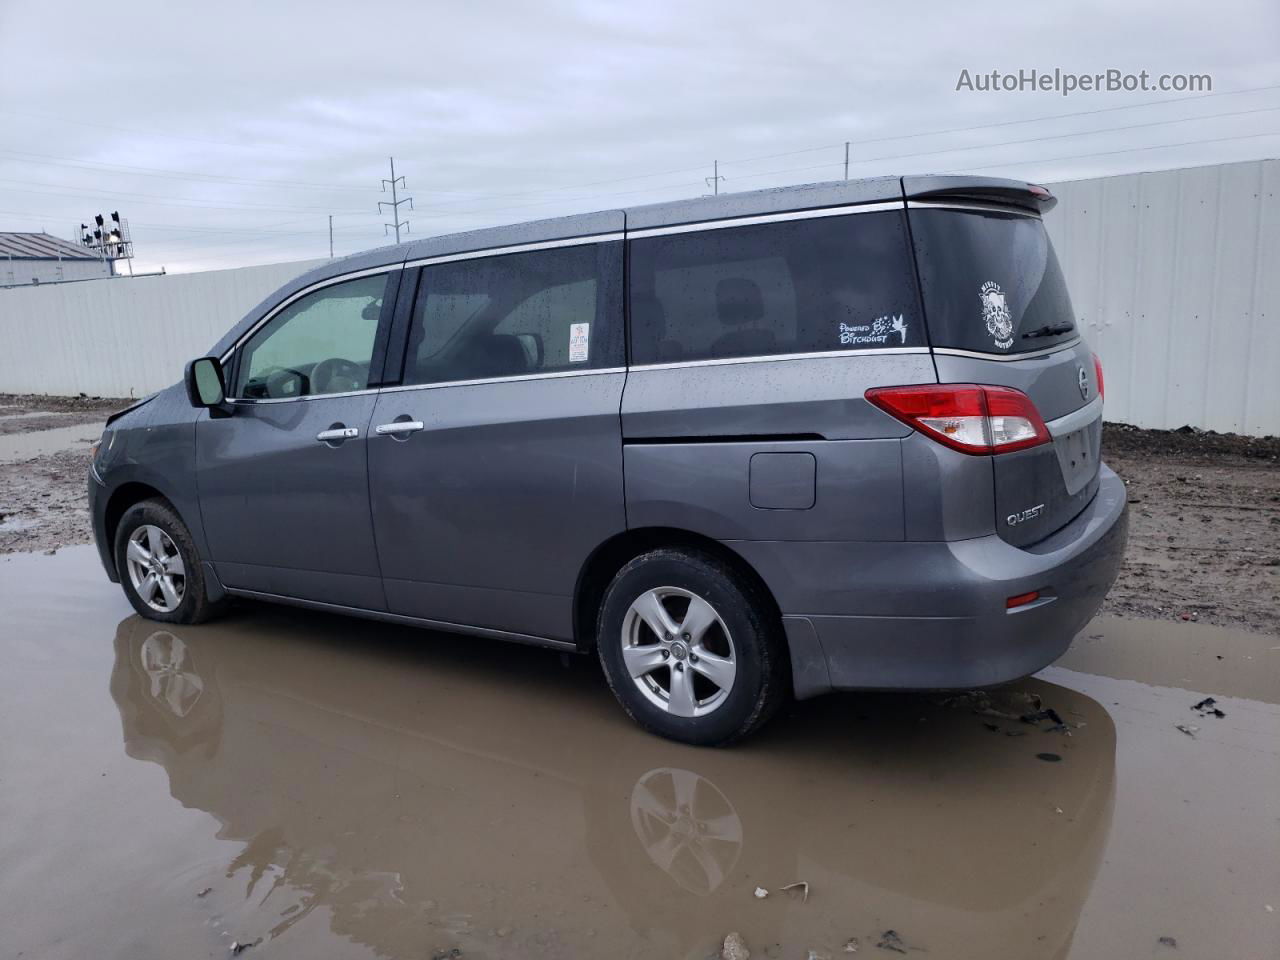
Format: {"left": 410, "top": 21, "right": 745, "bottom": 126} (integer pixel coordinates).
{"left": 716, "top": 278, "right": 764, "bottom": 326}
{"left": 631, "top": 292, "right": 666, "bottom": 339}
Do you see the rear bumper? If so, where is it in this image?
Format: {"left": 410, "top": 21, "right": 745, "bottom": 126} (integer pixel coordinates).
{"left": 732, "top": 464, "right": 1129, "bottom": 698}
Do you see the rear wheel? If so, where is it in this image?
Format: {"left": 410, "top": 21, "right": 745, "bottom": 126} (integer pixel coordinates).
{"left": 597, "top": 548, "right": 788, "bottom": 746}
{"left": 114, "top": 499, "right": 223, "bottom": 624}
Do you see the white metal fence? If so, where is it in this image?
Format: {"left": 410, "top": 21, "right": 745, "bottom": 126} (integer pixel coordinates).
{"left": 1045, "top": 159, "right": 1279, "bottom": 436}
{"left": 1, "top": 161, "right": 1277, "bottom": 433}
{"left": 0, "top": 258, "right": 324, "bottom": 399}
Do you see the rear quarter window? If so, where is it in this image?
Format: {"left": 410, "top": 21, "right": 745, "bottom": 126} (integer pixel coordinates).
{"left": 628, "top": 211, "right": 923, "bottom": 365}
{"left": 909, "top": 208, "right": 1077, "bottom": 355}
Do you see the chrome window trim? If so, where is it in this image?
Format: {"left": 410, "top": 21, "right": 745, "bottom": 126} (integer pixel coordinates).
{"left": 931, "top": 338, "right": 1082, "bottom": 363}
{"left": 627, "top": 200, "right": 905, "bottom": 240}
{"left": 228, "top": 388, "right": 377, "bottom": 405}
{"left": 379, "top": 365, "right": 627, "bottom": 394}
{"left": 402, "top": 231, "right": 625, "bottom": 271}
{"left": 227, "top": 366, "right": 628, "bottom": 404}
{"left": 906, "top": 199, "right": 1043, "bottom": 219}
{"left": 1046, "top": 394, "right": 1103, "bottom": 438}
{"left": 219, "top": 263, "right": 403, "bottom": 365}
{"left": 629, "top": 346, "right": 931, "bottom": 372}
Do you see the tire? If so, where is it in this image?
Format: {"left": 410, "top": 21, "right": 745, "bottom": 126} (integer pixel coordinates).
{"left": 114, "top": 498, "right": 224, "bottom": 625}
{"left": 596, "top": 548, "right": 788, "bottom": 746}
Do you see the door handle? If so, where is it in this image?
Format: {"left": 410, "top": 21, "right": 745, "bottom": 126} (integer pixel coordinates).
{"left": 316, "top": 427, "right": 359, "bottom": 442}
{"left": 374, "top": 420, "right": 425, "bottom": 436}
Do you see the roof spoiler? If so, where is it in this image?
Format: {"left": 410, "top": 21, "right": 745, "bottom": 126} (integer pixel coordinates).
{"left": 901, "top": 175, "right": 1057, "bottom": 213}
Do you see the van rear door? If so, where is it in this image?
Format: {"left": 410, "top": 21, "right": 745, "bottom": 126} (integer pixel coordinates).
{"left": 905, "top": 181, "right": 1102, "bottom": 546}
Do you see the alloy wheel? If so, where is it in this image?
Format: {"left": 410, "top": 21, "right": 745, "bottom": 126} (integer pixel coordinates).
{"left": 620, "top": 586, "right": 737, "bottom": 718}
{"left": 125, "top": 525, "right": 187, "bottom": 613}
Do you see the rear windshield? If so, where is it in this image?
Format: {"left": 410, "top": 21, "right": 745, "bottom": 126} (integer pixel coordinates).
{"left": 909, "top": 208, "right": 1077, "bottom": 355}
{"left": 628, "top": 211, "right": 923, "bottom": 365}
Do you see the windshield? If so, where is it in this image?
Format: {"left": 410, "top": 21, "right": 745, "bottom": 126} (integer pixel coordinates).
{"left": 909, "top": 208, "right": 1077, "bottom": 355}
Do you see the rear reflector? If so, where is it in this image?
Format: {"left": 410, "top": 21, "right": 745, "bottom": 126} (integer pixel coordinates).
{"left": 865, "top": 384, "right": 1051, "bottom": 455}
{"left": 1093, "top": 352, "right": 1105, "bottom": 400}
{"left": 1006, "top": 590, "right": 1041, "bottom": 609}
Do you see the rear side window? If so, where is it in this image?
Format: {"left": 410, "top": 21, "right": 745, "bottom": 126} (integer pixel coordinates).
{"left": 628, "top": 211, "right": 922, "bottom": 365}
{"left": 404, "top": 241, "right": 623, "bottom": 385}
{"left": 909, "top": 208, "right": 1077, "bottom": 354}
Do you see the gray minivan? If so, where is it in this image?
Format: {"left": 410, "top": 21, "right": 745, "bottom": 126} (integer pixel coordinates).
{"left": 89, "top": 175, "right": 1128, "bottom": 745}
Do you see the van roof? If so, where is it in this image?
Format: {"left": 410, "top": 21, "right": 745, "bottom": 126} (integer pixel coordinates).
{"left": 346, "top": 174, "right": 1054, "bottom": 275}
{"left": 210, "top": 175, "right": 1052, "bottom": 357}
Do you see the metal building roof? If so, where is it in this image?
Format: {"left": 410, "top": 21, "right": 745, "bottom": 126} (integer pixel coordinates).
{"left": 0, "top": 232, "right": 101, "bottom": 261}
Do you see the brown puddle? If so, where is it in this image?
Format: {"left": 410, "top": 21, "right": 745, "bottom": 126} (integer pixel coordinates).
{"left": 0, "top": 421, "right": 100, "bottom": 463}
{"left": 1056, "top": 614, "right": 1280, "bottom": 704}
{"left": 1, "top": 547, "right": 1277, "bottom": 960}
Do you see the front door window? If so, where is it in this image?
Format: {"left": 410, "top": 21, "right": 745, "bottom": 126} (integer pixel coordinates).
{"left": 236, "top": 274, "right": 388, "bottom": 399}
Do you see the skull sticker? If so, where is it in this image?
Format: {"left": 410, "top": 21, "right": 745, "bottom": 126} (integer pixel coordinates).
{"left": 980, "top": 281, "right": 1014, "bottom": 350}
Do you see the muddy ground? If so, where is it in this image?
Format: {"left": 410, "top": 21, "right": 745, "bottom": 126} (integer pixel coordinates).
{"left": 0, "top": 393, "right": 126, "bottom": 553}
{"left": 1102, "top": 423, "right": 1280, "bottom": 630}
{"left": 2, "top": 393, "right": 1276, "bottom": 633}
{"left": 2, "top": 547, "right": 1277, "bottom": 960}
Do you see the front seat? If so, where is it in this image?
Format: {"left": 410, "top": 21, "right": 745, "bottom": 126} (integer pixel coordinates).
{"left": 709, "top": 278, "right": 775, "bottom": 357}
{"left": 459, "top": 333, "right": 530, "bottom": 379}
{"left": 631, "top": 292, "right": 683, "bottom": 362}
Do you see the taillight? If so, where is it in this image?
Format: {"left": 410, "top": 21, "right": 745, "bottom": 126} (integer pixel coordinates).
{"left": 865, "top": 384, "right": 1051, "bottom": 455}
{"left": 1092, "top": 352, "right": 1105, "bottom": 400}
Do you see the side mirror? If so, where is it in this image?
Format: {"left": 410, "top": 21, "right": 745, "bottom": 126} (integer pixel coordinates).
{"left": 184, "top": 357, "right": 228, "bottom": 410}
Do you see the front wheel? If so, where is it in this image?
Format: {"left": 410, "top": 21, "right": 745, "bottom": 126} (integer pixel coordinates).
{"left": 596, "top": 548, "right": 788, "bottom": 746}
{"left": 114, "top": 498, "right": 223, "bottom": 625}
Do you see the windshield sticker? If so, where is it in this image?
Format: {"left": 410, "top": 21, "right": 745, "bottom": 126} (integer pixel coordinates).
{"left": 980, "top": 281, "right": 1014, "bottom": 350}
{"left": 568, "top": 322, "right": 590, "bottom": 362}
{"left": 839, "top": 313, "right": 908, "bottom": 347}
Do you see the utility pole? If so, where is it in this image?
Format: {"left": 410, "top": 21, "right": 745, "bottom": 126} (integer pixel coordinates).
{"left": 379, "top": 157, "right": 413, "bottom": 243}
{"left": 329, "top": 215, "right": 334, "bottom": 258}
{"left": 844, "top": 141, "right": 850, "bottom": 180}
{"left": 705, "top": 160, "right": 725, "bottom": 196}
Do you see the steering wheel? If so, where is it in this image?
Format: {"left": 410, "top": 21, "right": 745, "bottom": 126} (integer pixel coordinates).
{"left": 262, "top": 366, "right": 309, "bottom": 399}
{"left": 309, "top": 357, "right": 364, "bottom": 395}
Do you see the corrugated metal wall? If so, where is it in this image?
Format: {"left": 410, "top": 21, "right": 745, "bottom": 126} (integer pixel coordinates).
{"left": 1045, "top": 159, "right": 1279, "bottom": 436}
{"left": 1, "top": 161, "right": 1277, "bottom": 433}
{"left": 0, "top": 258, "right": 324, "bottom": 398}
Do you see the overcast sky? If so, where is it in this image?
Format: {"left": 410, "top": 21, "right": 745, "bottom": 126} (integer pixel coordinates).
{"left": 2, "top": 0, "right": 1278, "bottom": 274}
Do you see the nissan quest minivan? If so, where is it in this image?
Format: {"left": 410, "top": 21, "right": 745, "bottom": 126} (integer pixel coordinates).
{"left": 89, "top": 175, "right": 1128, "bottom": 745}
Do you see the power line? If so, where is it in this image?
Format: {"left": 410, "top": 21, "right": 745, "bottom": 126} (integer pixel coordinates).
{"left": 385, "top": 109, "right": 1279, "bottom": 223}
{"left": 4, "top": 83, "right": 1276, "bottom": 215}
{"left": 721, "top": 104, "right": 1280, "bottom": 186}
{"left": 0, "top": 148, "right": 375, "bottom": 193}
{"left": 942, "top": 128, "right": 1280, "bottom": 175}
{"left": 710, "top": 81, "right": 1280, "bottom": 168}
{"left": 0, "top": 178, "right": 376, "bottom": 215}
{"left": 0, "top": 109, "right": 315, "bottom": 154}
{"left": 7, "top": 87, "right": 1279, "bottom": 267}
{"left": 387, "top": 81, "right": 1280, "bottom": 207}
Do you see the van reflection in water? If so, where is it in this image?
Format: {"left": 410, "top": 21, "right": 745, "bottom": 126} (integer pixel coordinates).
{"left": 109, "top": 612, "right": 1116, "bottom": 960}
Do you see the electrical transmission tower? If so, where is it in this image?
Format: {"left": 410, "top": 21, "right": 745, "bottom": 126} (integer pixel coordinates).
{"left": 379, "top": 157, "right": 413, "bottom": 243}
